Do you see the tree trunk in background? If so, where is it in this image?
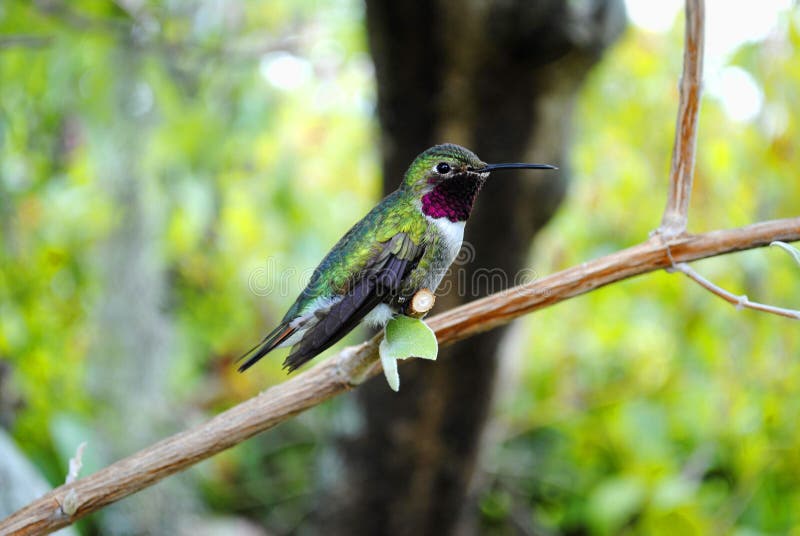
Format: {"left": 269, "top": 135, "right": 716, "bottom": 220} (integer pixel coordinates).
{"left": 87, "top": 44, "right": 199, "bottom": 535}
{"left": 324, "top": 1, "right": 625, "bottom": 534}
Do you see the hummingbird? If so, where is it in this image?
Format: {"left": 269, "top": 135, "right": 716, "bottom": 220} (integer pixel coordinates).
{"left": 238, "top": 144, "right": 556, "bottom": 373}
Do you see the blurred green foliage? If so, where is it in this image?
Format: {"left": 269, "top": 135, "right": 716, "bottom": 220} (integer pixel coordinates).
{"left": 491, "top": 13, "right": 800, "bottom": 536}
{"left": 1, "top": 1, "right": 799, "bottom": 534}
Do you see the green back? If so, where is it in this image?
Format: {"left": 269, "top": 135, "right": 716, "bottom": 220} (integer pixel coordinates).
{"left": 283, "top": 188, "right": 428, "bottom": 320}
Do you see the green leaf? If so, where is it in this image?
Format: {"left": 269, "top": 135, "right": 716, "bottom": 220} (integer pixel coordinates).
{"left": 379, "top": 339, "right": 400, "bottom": 392}
{"left": 377, "top": 316, "right": 438, "bottom": 391}
{"left": 383, "top": 315, "right": 438, "bottom": 361}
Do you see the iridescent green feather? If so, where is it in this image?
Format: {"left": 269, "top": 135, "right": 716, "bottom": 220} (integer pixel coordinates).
{"left": 282, "top": 188, "right": 429, "bottom": 320}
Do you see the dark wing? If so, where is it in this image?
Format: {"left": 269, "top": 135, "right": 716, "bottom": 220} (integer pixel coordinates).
{"left": 282, "top": 233, "right": 423, "bottom": 372}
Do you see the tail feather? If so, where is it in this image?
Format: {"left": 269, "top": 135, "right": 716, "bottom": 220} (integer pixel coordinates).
{"left": 237, "top": 323, "right": 297, "bottom": 372}
{"left": 281, "top": 248, "right": 414, "bottom": 372}
{"left": 282, "top": 280, "right": 383, "bottom": 372}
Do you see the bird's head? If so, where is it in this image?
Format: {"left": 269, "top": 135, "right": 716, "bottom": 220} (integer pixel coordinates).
{"left": 402, "top": 143, "right": 556, "bottom": 222}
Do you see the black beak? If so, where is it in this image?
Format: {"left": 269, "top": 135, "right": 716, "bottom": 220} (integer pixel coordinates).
{"left": 478, "top": 162, "right": 558, "bottom": 172}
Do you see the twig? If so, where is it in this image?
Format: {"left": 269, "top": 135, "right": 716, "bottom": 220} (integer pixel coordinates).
{"left": 1, "top": 218, "right": 798, "bottom": 536}
{"left": 670, "top": 262, "right": 800, "bottom": 320}
{"left": 658, "top": 0, "right": 705, "bottom": 237}
{"left": 656, "top": 0, "right": 796, "bottom": 321}
{"left": 65, "top": 443, "right": 87, "bottom": 485}
{"left": 771, "top": 241, "right": 800, "bottom": 267}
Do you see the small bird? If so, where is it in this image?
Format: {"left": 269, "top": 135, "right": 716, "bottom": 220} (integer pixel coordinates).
{"left": 238, "top": 144, "right": 556, "bottom": 372}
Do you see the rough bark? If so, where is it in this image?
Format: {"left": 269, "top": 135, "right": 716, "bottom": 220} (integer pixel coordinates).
{"left": 324, "top": 1, "right": 626, "bottom": 534}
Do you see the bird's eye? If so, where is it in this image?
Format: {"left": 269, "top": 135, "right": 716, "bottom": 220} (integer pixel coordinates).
{"left": 435, "top": 162, "right": 451, "bottom": 174}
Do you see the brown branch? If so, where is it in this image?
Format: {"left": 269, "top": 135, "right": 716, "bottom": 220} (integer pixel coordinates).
{"left": 2, "top": 217, "right": 798, "bottom": 536}
{"left": 659, "top": 0, "right": 705, "bottom": 237}
{"left": 656, "top": 0, "right": 796, "bottom": 320}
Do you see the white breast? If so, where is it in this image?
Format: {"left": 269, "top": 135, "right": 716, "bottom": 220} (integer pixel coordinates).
{"left": 424, "top": 216, "right": 465, "bottom": 291}
{"left": 430, "top": 217, "right": 465, "bottom": 260}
